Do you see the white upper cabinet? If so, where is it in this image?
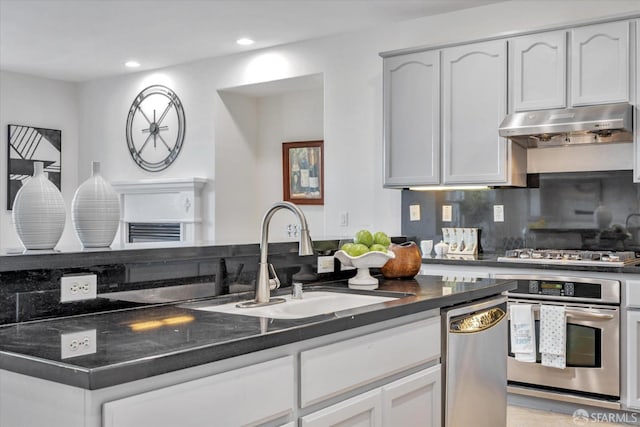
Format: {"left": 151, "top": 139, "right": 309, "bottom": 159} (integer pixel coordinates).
{"left": 442, "top": 40, "right": 523, "bottom": 185}
{"left": 571, "top": 21, "right": 630, "bottom": 106}
{"left": 383, "top": 51, "right": 440, "bottom": 187}
{"left": 510, "top": 31, "right": 567, "bottom": 111}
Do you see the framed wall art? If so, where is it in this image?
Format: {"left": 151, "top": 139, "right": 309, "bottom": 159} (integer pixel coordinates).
{"left": 7, "top": 124, "right": 62, "bottom": 210}
{"left": 282, "top": 140, "right": 323, "bottom": 205}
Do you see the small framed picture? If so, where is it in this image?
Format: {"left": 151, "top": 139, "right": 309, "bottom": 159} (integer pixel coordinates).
{"left": 282, "top": 140, "right": 323, "bottom": 205}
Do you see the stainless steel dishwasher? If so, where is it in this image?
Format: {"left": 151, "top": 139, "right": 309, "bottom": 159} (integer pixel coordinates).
{"left": 442, "top": 295, "right": 508, "bottom": 427}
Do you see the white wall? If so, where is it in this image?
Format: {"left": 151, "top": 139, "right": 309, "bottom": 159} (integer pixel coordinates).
{"left": 213, "top": 84, "right": 324, "bottom": 244}
{"left": 255, "top": 88, "right": 325, "bottom": 243}
{"left": 0, "top": 71, "right": 79, "bottom": 251}
{"left": 3, "top": 1, "right": 640, "bottom": 250}
{"left": 213, "top": 91, "right": 259, "bottom": 243}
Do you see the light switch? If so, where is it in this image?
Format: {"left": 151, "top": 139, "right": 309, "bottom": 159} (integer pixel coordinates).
{"left": 339, "top": 211, "right": 349, "bottom": 227}
{"left": 442, "top": 205, "right": 452, "bottom": 222}
{"left": 409, "top": 205, "right": 421, "bottom": 221}
{"left": 494, "top": 205, "right": 504, "bottom": 222}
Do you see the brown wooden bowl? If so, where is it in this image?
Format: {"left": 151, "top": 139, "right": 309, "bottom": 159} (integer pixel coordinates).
{"left": 380, "top": 241, "right": 422, "bottom": 279}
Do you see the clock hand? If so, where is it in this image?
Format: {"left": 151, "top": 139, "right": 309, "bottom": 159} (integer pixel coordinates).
{"left": 157, "top": 133, "right": 172, "bottom": 151}
{"left": 156, "top": 100, "right": 174, "bottom": 126}
{"left": 138, "top": 133, "right": 153, "bottom": 154}
{"left": 153, "top": 110, "right": 157, "bottom": 148}
{"left": 136, "top": 106, "right": 153, "bottom": 125}
{"left": 142, "top": 125, "right": 168, "bottom": 134}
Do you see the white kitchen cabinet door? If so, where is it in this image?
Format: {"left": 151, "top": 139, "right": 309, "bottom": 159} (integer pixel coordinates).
{"left": 571, "top": 21, "right": 630, "bottom": 106}
{"left": 102, "top": 356, "right": 294, "bottom": 427}
{"left": 383, "top": 50, "right": 441, "bottom": 187}
{"left": 381, "top": 366, "right": 442, "bottom": 427}
{"left": 510, "top": 31, "right": 567, "bottom": 111}
{"left": 301, "top": 389, "right": 382, "bottom": 427}
{"left": 442, "top": 40, "right": 509, "bottom": 185}
{"left": 627, "top": 311, "right": 640, "bottom": 410}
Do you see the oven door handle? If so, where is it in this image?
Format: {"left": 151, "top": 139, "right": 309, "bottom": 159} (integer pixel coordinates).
{"left": 565, "top": 308, "right": 614, "bottom": 320}
{"left": 525, "top": 305, "right": 614, "bottom": 320}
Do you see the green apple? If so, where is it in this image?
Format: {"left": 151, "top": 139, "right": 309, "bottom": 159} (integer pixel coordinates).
{"left": 354, "top": 229, "right": 374, "bottom": 247}
{"left": 373, "top": 231, "right": 391, "bottom": 248}
{"left": 369, "top": 244, "right": 388, "bottom": 253}
{"left": 348, "top": 243, "right": 370, "bottom": 257}
{"left": 341, "top": 243, "right": 355, "bottom": 253}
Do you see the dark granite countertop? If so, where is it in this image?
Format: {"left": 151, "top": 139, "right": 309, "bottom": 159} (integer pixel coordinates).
{"left": 421, "top": 254, "right": 640, "bottom": 274}
{"left": 0, "top": 275, "right": 515, "bottom": 390}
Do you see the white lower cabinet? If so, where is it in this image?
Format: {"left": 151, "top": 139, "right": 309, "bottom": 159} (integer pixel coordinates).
{"left": 102, "top": 356, "right": 295, "bottom": 427}
{"left": 624, "top": 279, "right": 640, "bottom": 410}
{"left": 382, "top": 367, "right": 442, "bottom": 427}
{"left": 301, "top": 366, "right": 442, "bottom": 427}
{"left": 0, "top": 312, "right": 442, "bottom": 427}
{"left": 300, "top": 317, "right": 440, "bottom": 407}
{"left": 627, "top": 309, "right": 640, "bottom": 410}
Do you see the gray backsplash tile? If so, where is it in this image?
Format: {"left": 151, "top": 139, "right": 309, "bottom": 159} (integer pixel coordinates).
{"left": 402, "top": 170, "right": 640, "bottom": 253}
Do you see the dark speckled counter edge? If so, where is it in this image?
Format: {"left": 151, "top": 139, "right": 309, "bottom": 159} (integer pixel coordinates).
{"left": 0, "top": 279, "right": 516, "bottom": 389}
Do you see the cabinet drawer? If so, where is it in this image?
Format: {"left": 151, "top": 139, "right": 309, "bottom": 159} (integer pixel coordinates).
{"left": 103, "top": 356, "right": 294, "bottom": 427}
{"left": 301, "top": 389, "right": 382, "bottom": 427}
{"left": 300, "top": 317, "right": 440, "bottom": 407}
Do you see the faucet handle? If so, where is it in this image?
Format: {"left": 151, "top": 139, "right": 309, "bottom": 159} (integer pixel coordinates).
{"left": 268, "top": 263, "right": 281, "bottom": 290}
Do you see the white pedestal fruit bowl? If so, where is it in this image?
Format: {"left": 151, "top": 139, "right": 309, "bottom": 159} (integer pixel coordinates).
{"left": 334, "top": 250, "right": 395, "bottom": 290}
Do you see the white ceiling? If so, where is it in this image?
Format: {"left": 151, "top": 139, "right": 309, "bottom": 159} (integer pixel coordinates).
{"left": 0, "top": 0, "right": 504, "bottom": 82}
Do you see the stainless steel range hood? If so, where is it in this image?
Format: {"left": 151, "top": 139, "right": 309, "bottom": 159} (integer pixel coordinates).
{"left": 499, "top": 103, "right": 633, "bottom": 148}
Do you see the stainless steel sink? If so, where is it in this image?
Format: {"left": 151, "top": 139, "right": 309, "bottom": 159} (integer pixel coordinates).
{"left": 191, "top": 290, "right": 398, "bottom": 319}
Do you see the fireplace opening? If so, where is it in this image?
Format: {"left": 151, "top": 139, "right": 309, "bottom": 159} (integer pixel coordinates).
{"left": 128, "top": 223, "right": 181, "bottom": 243}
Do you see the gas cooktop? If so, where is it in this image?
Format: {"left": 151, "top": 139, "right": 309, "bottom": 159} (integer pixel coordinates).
{"left": 497, "top": 249, "right": 640, "bottom": 267}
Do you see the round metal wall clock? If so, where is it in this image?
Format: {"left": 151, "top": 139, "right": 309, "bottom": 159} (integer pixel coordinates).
{"left": 126, "top": 85, "right": 186, "bottom": 172}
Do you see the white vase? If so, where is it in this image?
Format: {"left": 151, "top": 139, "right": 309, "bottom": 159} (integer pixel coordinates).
{"left": 12, "top": 161, "right": 66, "bottom": 250}
{"left": 71, "top": 161, "right": 120, "bottom": 248}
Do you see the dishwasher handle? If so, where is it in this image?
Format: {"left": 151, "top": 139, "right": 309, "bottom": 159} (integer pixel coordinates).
{"left": 450, "top": 307, "right": 506, "bottom": 333}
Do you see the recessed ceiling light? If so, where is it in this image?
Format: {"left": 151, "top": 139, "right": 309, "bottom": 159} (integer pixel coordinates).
{"left": 236, "top": 38, "right": 255, "bottom": 46}
{"left": 125, "top": 60, "right": 141, "bottom": 68}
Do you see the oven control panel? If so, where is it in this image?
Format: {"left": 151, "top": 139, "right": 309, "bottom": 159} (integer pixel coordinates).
{"left": 508, "top": 278, "right": 602, "bottom": 300}
{"left": 528, "top": 280, "right": 574, "bottom": 297}
{"left": 499, "top": 275, "right": 620, "bottom": 304}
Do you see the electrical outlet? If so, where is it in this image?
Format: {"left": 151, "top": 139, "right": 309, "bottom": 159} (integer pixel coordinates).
{"left": 317, "top": 256, "right": 335, "bottom": 273}
{"left": 60, "top": 274, "right": 97, "bottom": 303}
{"left": 493, "top": 205, "right": 505, "bottom": 222}
{"left": 60, "top": 329, "right": 97, "bottom": 359}
{"left": 286, "top": 224, "right": 299, "bottom": 238}
{"left": 409, "top": 205, "right": 421, "bottom": 221}
{"left": 442, "top": 205, "right": 452, "bottom": 222}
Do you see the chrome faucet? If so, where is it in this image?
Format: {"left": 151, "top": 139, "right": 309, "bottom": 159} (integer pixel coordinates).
{"left": 237, "top": 201, "right": 314, "bottom": 308}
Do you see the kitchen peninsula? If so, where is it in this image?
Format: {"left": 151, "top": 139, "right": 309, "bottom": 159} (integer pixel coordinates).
{"left": 0, "top": 246, "right": 516, "bottom": 427}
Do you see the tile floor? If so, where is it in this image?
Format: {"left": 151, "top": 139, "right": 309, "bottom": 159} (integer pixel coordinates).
{"left": 508, "top": 405, "right": 628, "bottom": 426}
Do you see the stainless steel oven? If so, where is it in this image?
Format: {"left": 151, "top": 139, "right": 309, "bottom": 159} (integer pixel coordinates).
{"left": 498, "top": 274, "right": 620, "bottom": 409}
